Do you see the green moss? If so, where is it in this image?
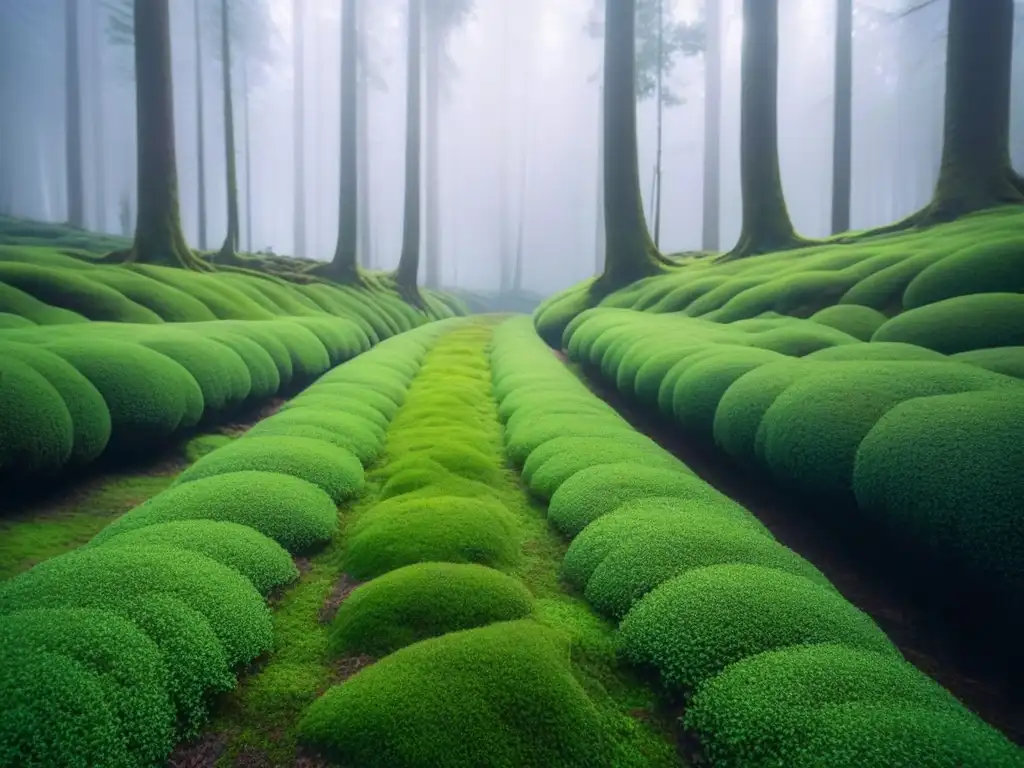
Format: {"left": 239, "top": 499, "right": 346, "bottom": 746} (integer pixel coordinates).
{"left": 712, "top": 272, "right": 859, "bottom": 323}
{"left": 85, "top": 267, "right": 218, "bottom": 322}
{"left": 298, "top": 621, "right": 613, "bottom": 768}
{"left": 252, "top": 409, "right": 385, "bottom": 464}
{"left": 0, "top": 356, "right": 75, "bottom": 478}
{"left": 193, "top": 329, "right": 282, "bottom": 402}
{"left": 0, "top": 311, "right": 35, "bottom": 327}
{"left": 92, "top": 471, "right": 338, "bottom": 553}
{"left": 903, "top": 238, "right": 1024, "bottom": 308}
{"left": 805, "top": 341, "right": 946, "bottom": 362}
{"left": 872, "top": 292, "right": 1024, "bottom": 353}
{"left": 130, "top": 265, "right": 277, "bottom": 320}
{"left": 619, "top": 564, "right": 896, "bottom": 695}
{"left": 952, "top": 346, "right": 1024, "bottom": 378}
{"left": 328, "top": 562, "right": 534, "bottom": 657}
{"left": 810, "top": 304, "right": 888, "bottom": 340}
{"left": 174, "top": 436, "right": 364, "bottom": 503}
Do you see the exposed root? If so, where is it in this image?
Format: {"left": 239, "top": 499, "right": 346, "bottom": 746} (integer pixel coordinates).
{"left": 716, "top": 234, "right": 818, "bottom": 264}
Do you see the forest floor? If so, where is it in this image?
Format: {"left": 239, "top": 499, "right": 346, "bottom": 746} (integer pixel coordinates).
{"left": 562, "top": 355, "right": 1024, "bottom": 747}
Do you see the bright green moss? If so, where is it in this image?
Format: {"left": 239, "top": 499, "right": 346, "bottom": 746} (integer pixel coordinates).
{"left": 533, "top": 282, "right": 594, "bottom": 348}
{"left": 838, "top": 248, "right": 948, "bottom": 312}
{"left": 619, "top": 564, "right": 895, "bottom": 695}
{"left": 183, "top": 434, "right": 233, "bottom": 463}
{"left": 712, "top": 272, "right": 859, "bottom": 323}
{"left": 0, "top": 608, "right": 175, "bottom": 767}
{"left": 193, "top": 329, "right": 282, "bottom": 401}
{"left": 284, "top": 387, "right": 401, "bottom": 421}
{"left": 85, "top": 267, "right": 218, "bottom": 322}
{"left": 872, "top": 292, "right": 1024, "bottom": 353}
{"left": 237, "top": 321, "right": 332, "bottom": 383}
{"left": 853, "top": 389, "right": 1024, "bottom": 602}
{"left": 344, "top": 495, "right": 519, "bottom": 579}
{"left": 290, "top": 316, "right": 371, "bottom": 364}
{"left": 389, "top": 440, "right": 504, "bottom": 486}
{"left": 45, "top": 339, "right": 204, "bottom": 450}
{"left": 953, "top": 346, "right": 1024, "bottom": 378}
{"left": 685, "top": 276, "right": 766, "bottom": 317}
{"left": 0, "top": 645, "right": 128, "bottom": 768}
{"left": 298, "top": 621, "right": 612, "bottom": 768}
{"left": 645, "top": 275, "right": 729, "bottom": 313}
{"left": 140, "top": 334, "right": 252, "bottom": 416}
{"left": 685, "top": 643, "right": 1021, "bottom": 768}
{"left": 810, "top": 304, "right": 888, "bottom": 341}
{"left": 315, "top": 371, "right": 410, "bottom": 406}
{"left": 805, "top": 341, "right": 946, "bottom": 362}
{"left": 130, "top": 265, "right": 276, "bottom": 320}
{"left": 0, "top": 281, "right": 89, "bottom": 324}
{"left": 328, "top": 562, "right": 534, "bottom": 657}
{"left": 174, "top": 436, "right": 364, "bottom": 503}
{"left": 586, "top": 515, "right": 827, "bottom": 620}
{"left": 283, "top": 395, "right": 392, "bottom": 429}
{"left": 0, "top": 262, "right": 163, "bottom": 323}
{"left": 252, "top": 409, "right": 385, "bottom": 464}
{"left": 546, "top": 463, "right": 713, "bottom": 538}
{"left": 743, "top": 322, "right": 859, "bottom": 356}
{"left": 91, "top": 471, "right": 338, "bottom": 553}
{"left": 903, "top": 238, "right": 1024, "bottom": 309}
{"left": 759, "top": 361, "right": 1018, "bottom": 498}
{"left": 98, "top": 520, "right": 299, "bottom": 595}
{"left": 504, "top": 415, "right": 630, "bottom": 467}
{"left": 0, "top": 356, "right": 76, "bottom": 477}
{"left": 206, "top": 322, "right": 294, "bottom": 387}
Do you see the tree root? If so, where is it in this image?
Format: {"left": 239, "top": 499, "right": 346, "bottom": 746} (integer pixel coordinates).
{"left": 716, "top": 234, "right": 818, "bottom": 264}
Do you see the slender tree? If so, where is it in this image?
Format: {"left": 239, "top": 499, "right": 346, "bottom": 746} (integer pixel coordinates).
{"left": 243, "top": 55, "right": 253, "bottom": 253}
{"left": 652, "top": 0, "right": 664, "bottom": 246}
{"left": 832, "top": 0, "right": 853, "bottom": 234}
{"left": 595, "top": 0, "right": 665, "bottom": 295}
{"left": 701, "top": 0, "right": 721, "bottom": 251}
{"left": 356, "top": 4, "right": 372, "bottom": 268}
{"left": 293, "top": 0, "right": 306, "bottom": 257}
{"left": 395, "top": 0, "right": 423, "bottom": 294}
{"left": 65, "top": 0, "right": 85, "bottom": 228}
{"left": 90, "top": 0, "right": 108, "bottom": 231}
{"left": 594, "top": 80, "right": 605, "bottom": 274}
{"left": 194, "top": 0, "right": 208, "bottom": 248}
{"left": 111, "top": 0, "right": 205, "bottom": 268}
{"left": 216, "top": 0, "right": 240, "bottom": 261}
{"left": 720, "top": 0, "right": 806, "bottom": 262}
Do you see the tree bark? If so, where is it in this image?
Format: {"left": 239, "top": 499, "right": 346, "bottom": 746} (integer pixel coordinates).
{"left": 117, "top": 0, "right": 204, "bottom": 269}
{"left": 217, "top": 0, "right": 240, "bottom": 262}
{"left": 720, "top": 0, "right": 804, "bottom": 262}
{"left": 424, "top": 16, "right": 441, "bottom": 289}
{"left": 701, "top": 0, "right": 721, "bottom": 251}
{"left": 357, "top": 5, "right": 372, "bottom": 269}
{"left": 395, "top": 0, "right": 422, "bottom": 293}
{"left": 243, "top": 56, "right": 253, "bottom": 254}
{"left": 652, "top": 0, "right": 664, "bottom": 247}
{"left": 595, "top": 80, "right": 605, "bottom": 274}
{"left": 91, "top": 0, "right": 107, "bottom": 232}
{"left": 293, "top": 0, "right": 306, "bottom": 257}
{"left": 194, "top": 0, "right": 208, "bottom": 249}
{"left": 65, "top": 0, "right": 85, "bottom": 228}
{"left": 594, "top": 0, "right": 663, "bottom": 295}
{"left": 324, "top": 0, "right": 360, "bottom": 281}
{"left": 513, "top": 140, "right": 528, "bottom": 292}
{"left": 831, "top": 0, "right": 852, "bottom": 235}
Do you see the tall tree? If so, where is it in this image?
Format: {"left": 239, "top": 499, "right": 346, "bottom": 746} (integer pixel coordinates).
{"left": 91, "top": 0, "right": 108, "bottom": 231}
{"left": 194, "top": 0, "right": 208, "bottom": 249}
{"left": 595, "top": 0, "right": 665, "bottom": 295}
{"left": 114, "top": 0, "right": 205, "bottom": 268}
{"left": 216, "top": 0, "right": 240, "bottom": 261}
{"left": 701, "top": 0, "right": 721, "bottom": 251}
{"left": 720, "top": 0, "right": 805, "bottom": 262}
{"left": 395, "top": 0, "right": 423, "bottom": 294}
{"left": 652, "top": 0, "right": 664, "bottom": 247}
{"left": 356, "top": 5, "right": 372, "bottom": 268}
{"left": 832, "top": 0, "right": 853, "bottom": 234}
{"left": 243, "top": 55, "right": 253, "bottom": 253}
{"left": 293, "top": 0, "right": 306, "bottom": 257}
{"left": 65, "top": 0, "right": 85, "bottom": 228}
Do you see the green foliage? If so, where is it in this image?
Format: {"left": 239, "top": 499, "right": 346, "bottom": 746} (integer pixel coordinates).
{"left": 810, "top": 304, "right": 888, "bottom": 340}
{"left": 0, "top": 357, "right": 75, "bottom": 477}
{"left": 250, "top": 409, "right": 385, "bottom": 464}
{"left": 174, "top": 435, "right": 365, "bottom": 503}
{"left": 903, "top": 238, "right": 1024, "bottom": 308}
{"left": 92, "top": 471, "right": 338, "bottom": 553}
{"left": 298, "top": 621, "right": 613, "bottom": 768}
{"left": 98, "top": 520, "right": 299, "bottom": 595}
{"left": 872, "top": 292, "right": 1024, "bottom": 353}
{"left": 619, "top": 564, "right": 896, "bottom": 694}
{"left": 85, "top": 267, "right": 218, "bottom": 322}
{"left": 0, "top": 282, "right": 89, "bottom": 324}
{"left": 953, "top": 346, "right": 1024, "bottom": 378}
{"left": 328, "top": 562, "right": 533, "bottom": 657}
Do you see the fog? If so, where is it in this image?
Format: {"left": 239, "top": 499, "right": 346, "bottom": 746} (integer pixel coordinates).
{"left": 3, "top": 0, "right": 1024, "bottom": 294}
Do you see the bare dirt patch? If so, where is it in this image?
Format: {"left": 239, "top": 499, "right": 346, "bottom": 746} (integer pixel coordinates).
{"left": 166, "top": 732, "right": 228, "bottom": 768}
{"left": 318, "top": 573, "right": 363, "bottom": 625}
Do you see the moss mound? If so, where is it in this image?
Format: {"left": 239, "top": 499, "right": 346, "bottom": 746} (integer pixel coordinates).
{"left": 872, "top": 292, "right": 1024, "bottom": 353}
{"left": 174, "top": 436, "right": 365, "bottom": 503}
{"left": 97, "top": 520, "right": 298, "bottom": 595}
{"left": 93, "top": 471, "right": 337, "bottom": 553}
{"left": 139, "top": 335, "right": 252, "bottom": 416}
{"left": 345, "top": 496, "right": 519, "bottom": 579}
{"left": 298, "top": 621, "right": 611, "bottom": 768}
{"left": 619, "top": 564, "right": 895, "bottom": 695}
{"left": 328, "top": 563, "right": 533, "bottom": 657}
{"left": 952, "top": 346, "right": 1024, "bottom": 379}
{"left": 0, "top": 356, "right": 74, "bottom": 477}
{"left": 903, "top": 238, "right": 1024, "bottom": 309}
{"left": 252, "top": 409, "right": 385, "bottom": 464}
{"left": 810, "top": 304, "right": 888, "bottom": 341}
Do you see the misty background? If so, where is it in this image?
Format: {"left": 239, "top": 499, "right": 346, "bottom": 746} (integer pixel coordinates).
{"left": 3, "top": 0, "right": 1024, "bottom": 294}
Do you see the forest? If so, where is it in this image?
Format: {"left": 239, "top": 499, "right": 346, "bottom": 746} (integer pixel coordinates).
{"left": 0, "top": 0, "right": 1022, "bottom": 766}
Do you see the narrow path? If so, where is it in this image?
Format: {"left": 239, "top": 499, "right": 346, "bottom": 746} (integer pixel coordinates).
{"left": 564, "top": 356, "right": 1024, "bottom": 746}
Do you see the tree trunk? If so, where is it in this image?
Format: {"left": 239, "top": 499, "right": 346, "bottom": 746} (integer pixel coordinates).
{"left": 831, "top": 0, "right": 852, "bottom": 234}
{"left": 395, "top": 0, "right": 422, "bottom": 293}
{"left": 595, "top": 80, "right": 605, "bottom": 274}
{"left": 424, "top": 17, "right": 441, "bottom": 289}
{"left": 243, "top": 57, "right": 253, "bottom": 254}
{"left": 513, "top": 142, "right": 528, "bottom": 293}
{"left": 325, "top": 0, "right": 360, "bottom": 281}
{"left": 293, "top": 0, "right": 306, "bottom": 257}
{"left": 595, "top": 0, "right": 663, "bottom": 295}
{"left": 357, "top": 6, "right": 372, "bottom": 269}
{"left": 118, "top": 0, "right": 204, "bottom": 269}
{"left": 91, "top": 0, "right": 107, "bottom": 232}
{"left": 653, "top": 0, "right": 664, "bottom": 247}
{"left": 701, "top": 0, "right": 721, "bottom": 251}
{"left": 217, "top": 0, "right": 240, "bottom": 261}
{"left": 194, "top": 0, "right": 208, "bottom": 249}
{"left": 498, "top": 1, "right": 512, "bottom": 293}
{"left": 721, "top": 0, "right": 804, "bottom": 262}
{"left": 65, "top": 0, "right": 85, "bottom": 228}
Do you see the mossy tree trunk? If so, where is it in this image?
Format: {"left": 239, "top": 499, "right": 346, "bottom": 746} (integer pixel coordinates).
{"left": 424, "top": 16, "right": 442, "bottom": 289}
{"left": 194, "top": 0, "right": 208, "bottom": 249}
{"left": 652, "top": 0, "right": 664, "bottom": 247}
{"left": 831, "top": 0, "right": 852, "bottom": 235}
{"left": 293, "top": 0, "right": 306, "bottom": 258}
{"left": 701, "top": 0, "right": 720, "bottom": 251}
{"left": 65, "top": 0, "right": 85, "bottom": 229}
{"left": 117, "top": 0, "right": 206, "bottom": 269}
{"left": 243, "top": 56, "right": 253, "bottom": 253}
{"left": 217, "top": 0, "right": 241, "bottom": 263}
{"left": 594, "top": 0, "right": 665, "bottom": 297}
{"left": 357, "top": 5, "right": 373, "bottom": 269}
{"left": 720, "top": 0, "right": 805, "bottom": 263}
{"left": 395, "top": 0, "right": 423, "bottom": 295}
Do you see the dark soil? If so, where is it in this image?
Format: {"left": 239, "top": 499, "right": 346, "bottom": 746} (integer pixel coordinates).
{"left": 319, "top": 573, "right": 363, "bottom": 625}
{"left": 567, "top": 356, "right": 1024, "bottom": 746}
{"left": 331, "top": 654, "right": 376, "bottom": 683}
{"left": 166, "top": 732, "right": 228, "bottom": 768}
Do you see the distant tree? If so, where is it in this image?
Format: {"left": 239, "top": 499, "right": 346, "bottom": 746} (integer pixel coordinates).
{"left": 720, "top": 0, "right": 807, "bottom": 262}
{"left": 832, "top": 0, "right": 853, "bottom": 234}
{"left": 395, "top": 0, "right": 423, "bottom": 295}
{"left": 293, "top": 0, "right": 306, "bottom": 257}
{"left": 194, "top": 0, "right": 208, "bottom": 248}
{"left": 65, "top": 0, "right": 85, "bottom": 228}
{"left": 594, "top": 0, "right": 667, "bottom": 296}
{"left": 702, "top": 0, "right": 721, "bottom": 251}
{"left": 216, "top": 0, "right": 241, "bottom": 262}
